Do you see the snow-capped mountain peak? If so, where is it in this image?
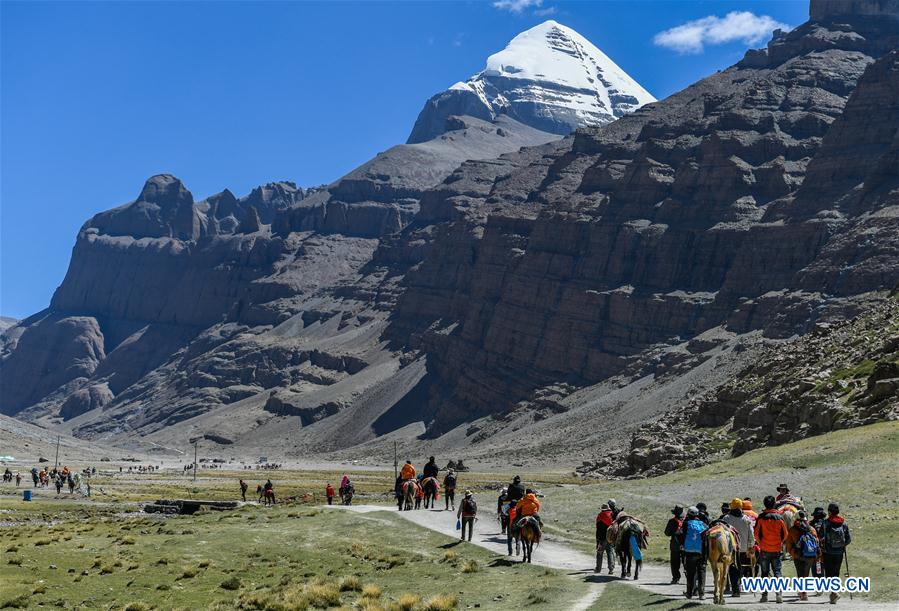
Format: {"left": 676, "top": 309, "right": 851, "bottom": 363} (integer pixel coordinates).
{"left": 408, "top": 20, "right": 655, "bottom": 143}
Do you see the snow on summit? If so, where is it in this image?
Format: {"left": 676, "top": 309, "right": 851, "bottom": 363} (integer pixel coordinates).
{"left": 409, "top": 20, "right": 655, "bottom": 143}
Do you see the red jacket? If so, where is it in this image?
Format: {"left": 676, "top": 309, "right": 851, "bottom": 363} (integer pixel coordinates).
{"left": 326, "top": 485, "right": 334, "bottom": 498}
{"left": 596, "top": 510, "right": 613, "bottom": 526}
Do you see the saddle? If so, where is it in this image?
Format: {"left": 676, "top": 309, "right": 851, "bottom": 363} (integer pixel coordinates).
{"left": 705, "top": 522, "right": 738, "bottom": 554}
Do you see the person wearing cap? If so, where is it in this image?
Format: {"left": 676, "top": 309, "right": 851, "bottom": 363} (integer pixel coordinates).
{"left": 664, "top": 505, "right": 684, "bottom": 584}
{"left": 775, "top": 484, "right": 790, "bottom": 502}
{"left": 457, "top": 490, "right": 478, "bottom": 542}
{"left": 677, "top": 506, "right": 707, "bottom": 599}
{"left": 516, "top": 488, "right": 542, "bottom": 527}
{"left": 742, "top": 498, "right": 758, "bottom": 524}
{"left": 754, "top": 495, "right": 788, "bottom": 603}
{"left": 507, "top": 475, "right": 525, "bottom": 503}
{"left": 596, "top": 503, "right": 615, "bottom": 574}
{"left": 722, "top": 498, "right": 755, "bottom": 597}
{"left": 786, "top": 510, "right": 821, "bottom": 601}
{"left": 497, "top": 486, "right": 510, "bottom": 533}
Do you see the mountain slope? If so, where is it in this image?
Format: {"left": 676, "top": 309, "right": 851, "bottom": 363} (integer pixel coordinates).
{"left": 407, "top": 20, "right": 655, "bottom": 143}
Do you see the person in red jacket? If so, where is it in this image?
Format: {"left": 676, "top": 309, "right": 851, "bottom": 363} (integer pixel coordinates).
{"left": 595, "top": 503, "right": 615, "bottom": 574}
{"left": 754, "top": 495, "right": 789, "bottom": 603}
{"left": 325, "top": 483, "right": 335, "bottom": 505}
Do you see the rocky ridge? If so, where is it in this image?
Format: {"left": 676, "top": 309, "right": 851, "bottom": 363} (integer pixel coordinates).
{"left": 579, "top": 295, "right": 899, "bottom": 479}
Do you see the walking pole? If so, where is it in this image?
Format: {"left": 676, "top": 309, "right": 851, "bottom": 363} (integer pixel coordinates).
{"left": 844, "top": 550, "right": 853, "bottom": 601}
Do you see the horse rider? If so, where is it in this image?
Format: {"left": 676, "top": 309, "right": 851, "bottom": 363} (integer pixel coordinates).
{"left": 754, "top": 495, "right": 788, "bottom": 603}
{"left": 400, "top": 460, "right": 416, "bottom": 481}
{"left": 821, "top": 503, "right": 851, "bottom": 605}
{"left": 497, "top": 487, "right": 510, "bottom": 533}
{"left": 596, "top": 503, "right": 616, "bottom": 575}
{"left": 663, "top": 505, "right": 683, "bottom": 584}
{"left": 722, "top": 498, "right": 755, "bottom": 598}
{"left": 443, "top": 469, "right": 457, "bottom": 511}
{"left": 457, "top": 491, "right": 477, "bottom": 542}
{"left": 507, "top": 475, "right": 525, "bottom": 503}
{"left": 608, "top": 499, "right": 622, "bottom": 520}
{"left": 678, "top": 506, "right": 707, "bottom": 600}
{"left": 516, "top": 488, "right": 542, "bottom": 528}
{"left": 775, "top": 483, "right": 791, "bottom": 503}
{"left": 786, "top": 510, "right": 822, "bottom": 601}
{"left": 423, "top": 456, "right": 439, "bottom": 479}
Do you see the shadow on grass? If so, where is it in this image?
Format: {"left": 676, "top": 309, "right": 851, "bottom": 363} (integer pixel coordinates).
{"left": 438, "top": 540, "right": 462, "bottom": 549}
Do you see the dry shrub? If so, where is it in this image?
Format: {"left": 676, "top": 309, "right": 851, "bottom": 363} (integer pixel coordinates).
{"left": 361, "top": 584, "right": 382, "bottom": 599}
{"left": 338, "top": 575, "right": 362, "bottom": 592}
{"left": 460, "top": 560, "right": 479, "bottom": 574}
{"left": 423, "top": 594, "right": 458, "bottom": 611}
{"left": 391, "top": 594, "right": 420, "bottom": 611}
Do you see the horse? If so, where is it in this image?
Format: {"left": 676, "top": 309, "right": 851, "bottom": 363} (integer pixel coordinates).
{"left": 612, "top": 515, "right": 648, "bottom": 580}
{"left": 518, "top": 516, "right": 541, "bottom": 563}
{"left": 777, "top": 499, "right": 802, "bottom": 555}
{"left": 706, "top": 522, "right": 737, "bottom": 605}
{"left": 420, "top": 477, "right": 439, "bottom": 509}
{"left": 401, "top": 480, "right": 419, "bottom": 511}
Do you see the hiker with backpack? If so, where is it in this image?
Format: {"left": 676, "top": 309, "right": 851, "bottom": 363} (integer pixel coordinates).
{"left": 663, "top": 505, "right": 683, "bottom": 584}
{"left": 722, "top": 498, "right": 755, "bottom": 597}
{"left": 754, "top": 495, "right": 789, "bottom": 604}
{"left": 678, "top": 506, "right": 707, "bottom": 599}
{"left": 457, "top": 491, "right": 477, "bottom": 542}
{"left": 822, "top": 503, "right": 851, "bottom": 605}
{"left": 786, "top": 510, "right": 821, "bottom": 601}
{"left": 810, "top": 506, "right": 828, "bottom": 577}
{"left": 443, "top": 470, "right": 457, "bottom": 511}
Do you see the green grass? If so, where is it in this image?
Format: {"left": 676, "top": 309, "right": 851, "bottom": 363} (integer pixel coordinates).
{"left": 540, "top": 421, "right": 899, "bottom": 602}
{"left": 0, "top": 499, "right": 585, "bottom": 610}
{"left": 589, "top": 581, "right": 724, "bottom": 610}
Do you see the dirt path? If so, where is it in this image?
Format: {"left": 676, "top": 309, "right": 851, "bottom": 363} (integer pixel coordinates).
{"left": 333, "top": 504, "right": 891, "bottom": 610}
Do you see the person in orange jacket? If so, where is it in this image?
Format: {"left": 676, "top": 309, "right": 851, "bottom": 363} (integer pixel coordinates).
{"left": 399, "top": 460, "right": 416, "bottom": 481}
{"left": 516, "top": 489, "right": 542, "bottom": 528}
{"left": 754, "top": 495, "right": 789, "bottom": 603}
{"left": 325, "top": 483, "right": 335, "bottom": 505}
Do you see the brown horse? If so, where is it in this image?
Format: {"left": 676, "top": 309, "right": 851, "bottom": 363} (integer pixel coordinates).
{"left": 612, "top": 515, "right": 648, "bottom": 580}
{"left": 421, "top": 477, "right": 439, "bottom": 509}
{"left": 706, "top": 523, "right": 737, "bottom": 605}
{"left": 518, "top": 516, "right": 541, "bottom": 563}
{"left": 401, "top": 480, "right": 419, "bottom": 511}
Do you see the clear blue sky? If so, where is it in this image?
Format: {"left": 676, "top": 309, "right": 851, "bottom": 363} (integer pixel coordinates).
{"left": 1, "top": 0, "right": 808, "bottom": 319}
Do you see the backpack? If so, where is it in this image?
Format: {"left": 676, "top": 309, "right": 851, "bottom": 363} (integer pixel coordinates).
{"left": 683, "top": 519, "right": 705, "bottom": 553}
{"left": 445, "top": 475, "right": 456, "bottom": 488}
{"left": 825, "top": 523, "right": 847, "bottom": 551}
{"left": 462, "top": 498, "right": 476, "bottom": 514}
{"left": 797, "top": 532, "right": 819, "bottom": 558}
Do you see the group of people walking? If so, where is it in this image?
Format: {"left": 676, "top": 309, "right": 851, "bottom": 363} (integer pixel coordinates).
{"left": 664, "top": 484, "right": 852, "bottom": 604}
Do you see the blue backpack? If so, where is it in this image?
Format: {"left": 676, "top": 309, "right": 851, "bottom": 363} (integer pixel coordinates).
{"left": 683, "top": 520, "right": 705, "bottom": 553}
{"left": 797, "top": 532, "right": 819, "bottom": 558}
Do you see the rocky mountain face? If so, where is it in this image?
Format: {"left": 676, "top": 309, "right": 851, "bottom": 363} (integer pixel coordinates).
{"left": 579, "top": 296, "right": 899, "bottom": 479}
{"left": 378, "top": 3, "right": 899, "bottom": 438}
{"left": 407, "top": 20, "right": 655, "bottom": 143}
{"left": 2, "top": 2, "right": 898, "bottom": 464}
